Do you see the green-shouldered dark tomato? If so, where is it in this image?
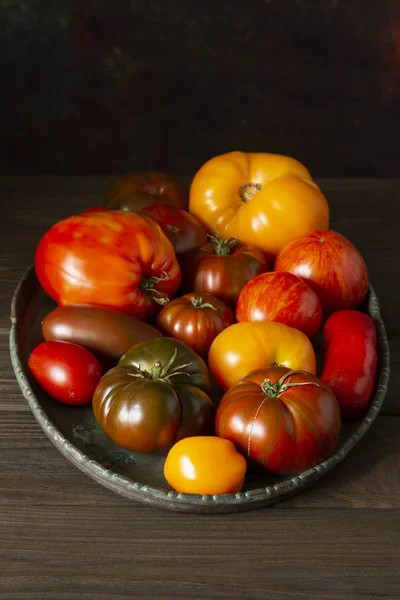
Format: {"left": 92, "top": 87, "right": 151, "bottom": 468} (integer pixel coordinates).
{"left": 93, "top": 338, "right": 214, "bottom": 453}
{"left": 216, "top": 366, "right": 341, "bottom": 475}
{"left": 179, "top": 236, "right": 269, "bottom": 306}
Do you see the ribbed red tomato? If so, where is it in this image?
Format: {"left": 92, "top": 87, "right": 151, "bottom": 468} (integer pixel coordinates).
{"left": 179, "top": 236, "right": 268, "bottom": 306}
{"left": 216, "top": 366, "right": 341, "bottom": 475}
{"left": 35, "top": 210, "right": 181, "bottom": 321}
{"left": 236, "top": 271, "right": 322, "bottom": 338}
{"left": 156, "top": 293, "right": 234, "bottom": 357}
{"left": 275, "top": 230, "right": 368, "bottom": 314}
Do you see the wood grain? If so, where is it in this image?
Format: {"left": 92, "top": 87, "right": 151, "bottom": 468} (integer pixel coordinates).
{"left": 1, "top": 177, "right": 398, "bottom": 600}
{"left": 1, "top": 413, "right": 399, "bottom": 509}
{"left": 1, "top": 508, "right": 399, "bottom": 600}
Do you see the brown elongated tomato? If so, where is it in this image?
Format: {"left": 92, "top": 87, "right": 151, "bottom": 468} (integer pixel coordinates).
{"left": 236, "top": 271, "right": 323, "bottom": 338}
{"left": 179, "top": 236, "right": 268, "bottom": 306}
{"left": 93, "top": 338, "right": 215, "bottom": 453}
{"left": 105, "top": 171, "right": 187, "bottom": 211}
{"left": 156, "top": 293, "right": 234, "bottom": 357}
{"left": 42, "top": 304, "right": 161, "bottom": 366}
{"left": 216, "top": 366, "right": 341, "bottom": 475}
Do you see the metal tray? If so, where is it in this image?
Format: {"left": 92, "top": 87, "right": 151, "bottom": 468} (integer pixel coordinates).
{"left": 10, "top": 266, "right": 390, "bottom": 513}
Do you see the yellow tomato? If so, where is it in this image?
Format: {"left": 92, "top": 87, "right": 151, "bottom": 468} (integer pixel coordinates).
{"left": 208, "top": 321, "right": 317, "bottom": 391}
{"left": 164, "top": 436, "right": 247, "bottom": 495}
{"left": 189, "top": 151, "right": 329, "bottom": 257}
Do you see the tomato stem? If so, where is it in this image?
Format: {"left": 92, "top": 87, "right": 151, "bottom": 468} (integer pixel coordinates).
{"left": 190, "top": 296, "right": 217, "bottom": 310}
{"left": 133, "top": 348, "right": 194, "bottom": 384}
{"left": 166, "top": 223, "right": 179, "bottom": 234}
{"left": 140, "top": 271, "right": 170, "bottom": 305}
{"left": 238, "top": 182, "right": 262, "bottom": 203}
{"left": 207, "top": 234, "right": 239, "bottom": 256}
{"left": 260, "top": 370, "right": 326, "bottom": 399}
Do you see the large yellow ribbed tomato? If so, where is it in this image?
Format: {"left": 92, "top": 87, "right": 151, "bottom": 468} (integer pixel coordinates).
{"left": 189, "top": 151, "right": 329, "bottom": 258}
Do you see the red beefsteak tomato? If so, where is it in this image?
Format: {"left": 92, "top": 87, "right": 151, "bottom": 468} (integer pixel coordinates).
{"left": 216, "top": 366, "right": 341, "bottom": 475}
{"left": 139, "top": 204, "right": 207, "bottom": 254}
{"left": 156, "top": 293, "right": 234, "bottom": 357}
{"left": 35, "top": 210, "right": 181, "bottom": 321}
{"left": 179, "top": 236, "right": 268, "bottom": 306}
{"left": 236, "top": 271, "right": 322, "bottom": 338}
{"left": 28, "top": 341, "right": 103, "bottom": 405}
{"left": 275, "top": 230, "right": 368, "bottom": 314}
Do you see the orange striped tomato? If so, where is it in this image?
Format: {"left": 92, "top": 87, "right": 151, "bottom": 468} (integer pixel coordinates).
{"left": 275, "top": 230, "right": 368, "bottom": 314}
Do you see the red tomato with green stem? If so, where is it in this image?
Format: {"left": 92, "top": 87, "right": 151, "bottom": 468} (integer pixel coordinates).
{"left": 216, "top": 366, "right": 341, "bottom": 475}
{"left": 275, "top": 230, "right": 368, "bottom": 315}
{"left": 28, "top": 341, "right": 103, "bottom": 405}
{"left": 139, "top": 204, "right": 208, "bottom": 255}
{"left": 35, "top": 210, "right": 181, "bottom": 321}
{"left": 179, "top": 235, "right": 268, "bottom": 306}
{"left": 236, "top": 271, "right": 323, "bottom": 338}
{"left": 156, "top": 293, "right": 234, "bottom": 357}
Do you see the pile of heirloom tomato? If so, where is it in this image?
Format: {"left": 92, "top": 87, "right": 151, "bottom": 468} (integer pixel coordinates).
{"left": 29, "top": 151, "right": 378, "bottom": 496}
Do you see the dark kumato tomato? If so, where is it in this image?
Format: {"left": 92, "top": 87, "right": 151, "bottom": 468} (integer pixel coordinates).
{"left": 93, "top": 338, "right": 215, "bottom": 453}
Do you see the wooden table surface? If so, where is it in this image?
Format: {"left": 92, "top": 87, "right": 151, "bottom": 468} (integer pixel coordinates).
{"left": 1, "top": 177, "right": 399, "bottom": 600}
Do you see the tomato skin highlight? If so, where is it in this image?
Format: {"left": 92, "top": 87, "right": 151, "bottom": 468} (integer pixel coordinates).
{"left": 275, "top": 230, "right": 368, "bottom": 315}
{"left": 28, "top": 341, "right": 103, "bottom": 405}
{"left": 320, "top": 310, "right": 378, "bottom": 420}
{"left": 216, "top": 366, "right": 341, "bottom": 475}
{"left": 236, "top": 271, "right": 322, "bottom": 339}
{"left": 164, "top": 436, "right": 247, "bottom": 495}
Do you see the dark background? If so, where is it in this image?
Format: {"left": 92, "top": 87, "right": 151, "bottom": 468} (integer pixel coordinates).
{"left": 1, "top": 0, "right": 399, "bottom": 177}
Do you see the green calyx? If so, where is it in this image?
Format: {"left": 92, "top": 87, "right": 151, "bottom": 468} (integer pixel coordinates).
{"left": 190, "top": 296, "right": 217, "bottom": 310}
{"left": 207, "top": 234, "right": 239, "bottom": 256}
{"left": 260, "top": 370, "right": 324, "bottom": 399}
{"left": 139, "top": 271, "right": 170, "bottom": 305}
{"left": 131, "top": 348, "right": 193, "bottom": 385}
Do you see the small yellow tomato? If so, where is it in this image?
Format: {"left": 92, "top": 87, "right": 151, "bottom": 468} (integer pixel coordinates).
{"left": 164, "top": 436, "right": 247, "bottom": 495}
